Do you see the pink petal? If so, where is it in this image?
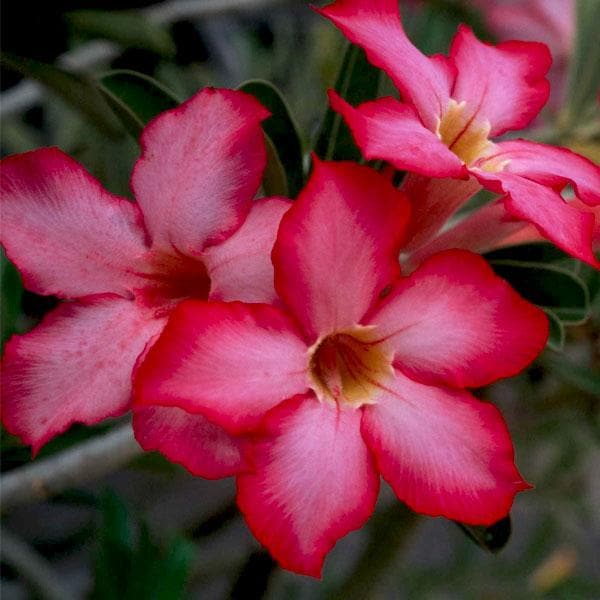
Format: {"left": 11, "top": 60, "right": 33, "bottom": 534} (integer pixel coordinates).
{"left": 328, "top": 92, "right": 465, "bottom": 178}
{"left": 449, "top": 25, "right": 551, "bottom": 137}
{"left": 1, "top": 297, "right": 164, "bottom": 454}
{"left": 133, "top": 300, "right": 309, "bottom": 434}
{"left": 204, "top": 197, "right": 291, "bottom": 304}
{"left": 133, "top": 406, "right": 245, "bottom": 479}
{"left": 237, "top": 395, "right": 379, "bottom": 577}
{"left": 316, "top": 0, "right": 453, "bottom": 129}
{"left": 400, "top": 173, "right": 481, "bottom": 252}
{"left": 367, "top": 250, "right": 548, "bottom": 388}
{"left": 361, "top": 370, "right": 530, "bottom": 525}
{"left": 131, "top": 88, "right": 269, "bottom": 256}
{"left": 273, "top": 159, "right": 410, "bottom": 341}
{"left": 487, "top": 140, "right": 600, "bottom": 206}
{"left": 0, "top": 148, "right": 148, "bottom": 299}
{"left": 475, "top": 170, "right": 599, "bottom": 268}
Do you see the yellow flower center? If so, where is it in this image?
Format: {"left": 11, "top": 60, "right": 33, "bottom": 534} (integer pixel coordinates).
{"left": 436, "top": 99, "right": 494, "bottom": 166}
{"left": 307, "top": 325, "right": 393, "bottom": 408}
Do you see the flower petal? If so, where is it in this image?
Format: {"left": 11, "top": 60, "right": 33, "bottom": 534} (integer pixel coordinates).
{"left": 1, "top": 297, "right": 164, "bottom": 454}
{"left": 133, "top": 406, "right": 245, "bottom": 479}
{"left": 316, "top": 0, "right": 453, "bottom": 129}
{"left": 328, "top": 92, "right": 465, "bottom": 178}
{"left": 204, "top": 197, "right": 291, "bottom": 304}
{"left": 475, "top": 171, "right": 599, "bottom": 268}
{"left": 361, "top": 370, "right": 530, "bottom": 525}
{"left": 449, "top": 25, "right": 551, "bottom": 136}
{"left": 131, "top": 88, "right": 269, "bottom": 256}
{"left": 273, "top": 159, "right": 410, "bottom": 341}
{"left": 237, "top": 395, "right": 379, "bottom": 577}
{"left": 367, "top": 249, "right": 548, "bottom": 388}
{"left": 487, "top": 140, "right": 600, "bottom": 206}
{"left": 0, "top": 148, "right": 148, "bottom": 299}
{"left": 133, "top": 300, "right": 309, "bottom": 434}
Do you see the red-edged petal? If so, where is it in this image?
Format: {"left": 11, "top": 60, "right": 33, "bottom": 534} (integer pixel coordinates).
{"left": 273, "top": 159, "right": 410, "bottom": 341}
{"left": 400, "top": 173, "right": 481, "bottom": 252}
{"left": 405, "top": 201, "right": 538, "bottom": 269}
{"left": 316, "top": 0, "right": 453, "bottom": 129}
{"left": 1, "top": 297, "right": 164, "bottom": 454}
{"left": 133, "top": 300, "right": 309, "bottom": 434}
{"left": 367, "top": 250, "right": 548, "bottom": 388}
{"left": 133, "top": 406, "right": 245, "bottom": 479}
{"left": 475, "top": 170, "right": 599, "bottom": 268}
{"left": 204, "top": 197, "right": 291, "bottom": 304}
{"left": 131, "top": 88, "right": 269, "bottom": 256}
{"left": 237, "top": 395, "right": 379, "bottom": 577}
{"left": 486, "top": 140, "right": 600, "bottom": 206}
{"left": 361, "top": 370, "right": 530, "bottom": 525}
{"left": 0, "top": 148, "right": 148, "bottom": 299}
{"left": 449, "top": 25, "right": 551, "bottom": 137}
{"left": 328, "top": 93, "right": 465, "bottom": 178}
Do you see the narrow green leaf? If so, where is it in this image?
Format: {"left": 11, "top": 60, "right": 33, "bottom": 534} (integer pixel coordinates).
{"left": 98, "top": 70, "right": 180, "bottom": 140}
{"left": 490, "top": 260, "right": 591, "bottom": 324}
{"left": 543, "top": 353, "right": 600, "bottom": 396}
{"left": 456, "top": 515, "right": 511, "bottom": 554}
{"left": 238, "top": 79, "right": 304, "bottom": 197}
{"left": 67, "top": 10, "right": 176, "bottom": 58}
{"left": 314, "top": 43, "right": 381, "bottom": 161}
{"left": 1, "top": 252, "right": 23, "bottom": 347}
{"left": 545, "top": 308, "right": 566, "bottom": 352}
{"left": 262, "top": 135, "right": 289, "bottom": 197}
{"left": 565, "top": 0, "right": 600, "bottom": 123}
{"left": 1, "top": 53, "right": 122, "bottom": 138}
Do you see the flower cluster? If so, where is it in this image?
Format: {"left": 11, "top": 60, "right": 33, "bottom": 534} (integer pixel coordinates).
{"left": 1, "top": 0, "right": 598, "bottom": 578}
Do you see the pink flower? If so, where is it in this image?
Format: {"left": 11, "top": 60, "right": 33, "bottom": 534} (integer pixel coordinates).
{"left": 316, "top": 0, "right": 600, "bottom": 268}
{"left": 134, "top": 159, "right": 548, "bottom": 577}
{"left": 0, "top": 87, "right": 291, "bottom": 467}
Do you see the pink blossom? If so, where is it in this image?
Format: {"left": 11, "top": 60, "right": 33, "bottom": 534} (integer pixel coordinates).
{"left": 317, "top": 0, "right": 600, "bottom": 268}
{"left": 134, "top": 159, "right": 548, "bottom": 576}
{"left": 0, "top": 88, "right": 291, "bottom": 467}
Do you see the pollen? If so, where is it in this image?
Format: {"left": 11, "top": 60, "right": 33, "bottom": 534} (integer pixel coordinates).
{"left": 307, "top": 325, "right": 393, "bottom": 408}
{"left": 436, "top": 99, "right": 493, "bottom": 166}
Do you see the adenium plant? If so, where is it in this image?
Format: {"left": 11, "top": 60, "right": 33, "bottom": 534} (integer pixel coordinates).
{"left": 0, "top": 0, "right": 598, "bottom": 581}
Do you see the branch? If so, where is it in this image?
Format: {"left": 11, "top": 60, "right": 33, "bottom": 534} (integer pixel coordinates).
{"left": 0, "top": 526, "right": 80, "bottom": 600}
{"left": 0, "top": 0, "right": 294, "bottom": 119}
{"left": 0, "top": 424, "right": 142, "bottom": 512}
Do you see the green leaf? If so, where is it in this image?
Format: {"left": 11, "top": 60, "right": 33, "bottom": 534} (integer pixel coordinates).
{"left": 543, "top": 353, "right": 600, "bottom": 396}
{"left": 238, "top": 79, "right": 305, "bottom": 198}
{"left": 545, "top": 308, "right": 566, "bottom": 352}
{"left": 1, "top": 53, "right": 122, "bottom": 138}
{"left": 565, "top": 0, "right": 600, "bottom": 122}
{"left": 67, "top": 10, "right": 176, "bottom": 58}
{"left": 262, "top": 135, "right": 289, "bottom": 197}
{"left": 1, "top": 252, "right": 23, "bottom": 347}
{"left": 456, "top": 515, "right": 511, "bottom": 554}
{"left": 314, "top": 43, "right": 381, "bottom": 161}
{"left": 490, "top": 260, "right": 591, "bottom": 324}
{"left": 98, "top": 70, "right": 180, "bottom": 140}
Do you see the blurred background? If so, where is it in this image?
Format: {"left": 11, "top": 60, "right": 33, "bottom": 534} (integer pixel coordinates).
{"left": 1, "top": 0, "right": 599, "bottom": 598}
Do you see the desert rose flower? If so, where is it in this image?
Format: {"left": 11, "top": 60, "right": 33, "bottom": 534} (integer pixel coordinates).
{"left": 134, "top": 159, "right": 548, "bottom": 576}
{"left": 317, "top": 0, "right": 600, "bottom": 268}
{"left": 0, "top": 87, "right": 291, "bottom": 472}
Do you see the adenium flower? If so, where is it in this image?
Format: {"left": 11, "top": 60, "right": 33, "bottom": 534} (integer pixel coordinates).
{"left": 317, "top": 0, "right": 600, "bottom": 268}
{"left": 134, "top": 159, "right": 548, "bottom": 576}
{"left": 0, "top": 88, "right": 291, "bottom": 466}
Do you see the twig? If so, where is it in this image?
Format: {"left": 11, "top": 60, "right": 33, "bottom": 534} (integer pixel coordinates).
{"left": 0, "top": 0, "right": 295, "bottom": 119}
{"left": 0, "top": 424, "right": 142, "bottom": 512}
{"left": 0, "top": 526, "right": 79, "bottom": 600}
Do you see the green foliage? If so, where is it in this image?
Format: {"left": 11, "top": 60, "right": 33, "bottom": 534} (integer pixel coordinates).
{"left": 67, "top": 10, "right": 176, "bottom": 58}
{"left": 314, "top": 43, "right": 381, "bottom": 161}
{"left": 456, "top": 516, "right": 511, "bottom": 554}
{"left": 1, "top": 251, "right": 23, "bottom": 348}
{"left": 98, "top": 70, "right": 181, "bottom": 140}
{"left": 93, "top": 491, "right": 196, "bottom": 600}
{"left": 239, "top": 79, "right": 305, "bottom": 198}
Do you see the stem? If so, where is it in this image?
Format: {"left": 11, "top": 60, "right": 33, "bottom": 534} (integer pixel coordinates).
{"left": 0, "top": 424, "right": 142, "bottom": 512}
